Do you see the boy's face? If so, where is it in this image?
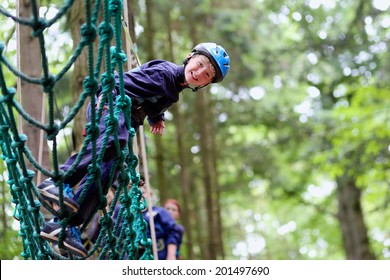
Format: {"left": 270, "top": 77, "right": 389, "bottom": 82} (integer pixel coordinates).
{"left": 184, "top": 54, "right": 216, "bottom": 87}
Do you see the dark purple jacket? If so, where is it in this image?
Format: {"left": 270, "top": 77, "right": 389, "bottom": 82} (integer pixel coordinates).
{"left": 99, "top": 60, "right": 186, "bottom": 126}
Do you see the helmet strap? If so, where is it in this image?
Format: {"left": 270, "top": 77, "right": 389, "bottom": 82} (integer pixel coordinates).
{"left": 189, "top": 83, "right": 210, "bottom": 92}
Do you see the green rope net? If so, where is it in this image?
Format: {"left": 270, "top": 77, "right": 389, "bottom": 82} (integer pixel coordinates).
{"left": 0, "top": 0, "right": 153, "bottom": 260}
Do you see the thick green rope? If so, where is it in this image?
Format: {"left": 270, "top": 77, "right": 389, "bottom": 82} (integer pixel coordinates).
{"left": 0, "top": 0, "right": 152, "bottom": 260}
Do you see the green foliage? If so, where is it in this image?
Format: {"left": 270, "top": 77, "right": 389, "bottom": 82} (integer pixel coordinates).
{"left": 0, "top": 229, "right": 24, "bottom": 260}
{"left": 133, "top": 0, "right": 390, "bottom": 260}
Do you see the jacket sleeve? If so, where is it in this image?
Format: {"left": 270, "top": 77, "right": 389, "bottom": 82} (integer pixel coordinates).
{"left": 147, "top": 113, "right": 165, "bottom": 125}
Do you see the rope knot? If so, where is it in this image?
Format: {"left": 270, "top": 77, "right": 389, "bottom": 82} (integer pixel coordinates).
{"left": 128, "top": 127, "right": 136, "bottom": 137}
{"left": 5, "top": 157, "right": 16, "bottom": 166}
{"left": 116, "top": 166, "right": 130, "bottom": 187}
{"left": 98, "top": 22, "right": 114, "bottom": 43}
{"left": 51, "top": 172, "right": 65, "bottom": 184}
{"left": 100, "top": 72, "right": 116, "bottom": 93}
{"left": 0, "top": 124, "right": 8, "bottom": 136}
{"left": 9, "top": 179, "right": 17, "bottom": 192}
{"left": 26, "top": 169, "right": 36, "bottom": 179}
{"left": 119, "top": 192, "right": 130, "bottom": 205}
{"left": 85, "top": 122, "right": 100, "bottom": 139}
{"left": 11, "top": 134, "right": 27, "bottom": 149}
{"left": 115, "top": 95, "right": 133, "bottom": 131}
{"left": 1, "top": 87, "right": 16, "bottom": 103}
{"left": 105, "top": 114, "right": 118, "bottom": 132}
{"left": 110, "top": 46, "right": 127, "bottom": 67}
{"left": 32, "top": 17, "right": 48, "bottom": 37}
{"left": 115, "top": 94, "right": 131, "bottom": 109}
{"left": 128, "top": 154, "right": 139, "bottom": 170}
{"left": 7, "top": 87, "right": 16, "bottom": 96}
{"left": 88, "top": 163, "right": 102, "bottom": 179}
{"left": 109, "top": 0, "right": 123, "bottom": 14}
{"left": 130, "top": 173, "right": 141, "bottom": 187}
{"left": 46, "top": 123, "right": 60, "bottom": 141}
{"left": 41, "top": 74, "right": 56, "bottom": 93}
{"left": 100, "top": 215, "right": 113, "bottom": 228}
{"left": 19, "top": 175, "right": 28, "bottom": 185}
{"left": 140, "top": 238, "right": 152, "bottom": 247}
{"left": 27, "top": 203, "right": 41, "bottom": 214}
{"left": 80, "top": 23, "right": 97, "bottom": 44}
{"left": 83, "top": 76, "right": 99, "bottom": 95}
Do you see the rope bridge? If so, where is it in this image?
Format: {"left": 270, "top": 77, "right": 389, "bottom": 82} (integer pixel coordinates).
{"left": 0, "top": 0, "right": 153, "bottom": 260}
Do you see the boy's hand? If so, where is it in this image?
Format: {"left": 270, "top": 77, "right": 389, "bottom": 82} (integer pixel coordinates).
{"left": 150, "top": 120, "right": 165, "bottom": 136}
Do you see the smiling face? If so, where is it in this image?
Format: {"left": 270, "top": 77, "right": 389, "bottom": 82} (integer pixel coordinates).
{"left": 184, "top": 54, "right": 216, "bottom": 87}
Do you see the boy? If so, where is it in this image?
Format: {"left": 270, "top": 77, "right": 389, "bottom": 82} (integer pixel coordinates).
{"left": 37, "top": 42, "right": 230, "bottom": 257}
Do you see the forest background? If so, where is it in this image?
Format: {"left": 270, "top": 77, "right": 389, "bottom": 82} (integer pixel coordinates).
{"left": 0, "top": 0, "right": 389, "bottom": 260}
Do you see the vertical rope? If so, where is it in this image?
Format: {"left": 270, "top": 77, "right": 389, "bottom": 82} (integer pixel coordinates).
{"left": 122, "top": 3, "right": 139, "bottom": 173}
{"left": 138, "top": 121, "right": 158, "bottom": 259}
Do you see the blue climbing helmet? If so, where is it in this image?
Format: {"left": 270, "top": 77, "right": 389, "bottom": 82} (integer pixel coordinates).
{"left": 191, "top": 42, "right": 230, "bottom": 83}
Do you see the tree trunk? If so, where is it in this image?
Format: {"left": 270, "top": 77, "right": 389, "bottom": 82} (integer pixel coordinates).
{"left": 123, "top": 0, "right": 138, "bottom": 71}
{"left": 68, "top": 1, "right": 90, "bottom": 152}
{"left": 17, "top": 0, "right": 50, "bottom": 183}
{"left": 336, "top": 175, "right": 375, "bottom": 259}
{"left": 143, "top": 0, "right": 168, "bottom": 200}
{"left": 161, "top": 7, "right": 195, "bottom": 259}
{"left": 209, "top": 110, "right": 224, "bottom": 259}
{"left": 193, "top": 174, "right": 209, "bottom": 259}
{"left": 171, "top": 103, "right": 195, "bottom": 259}
{"left": 196, "top": 88, "right": 218, "bottom": 259}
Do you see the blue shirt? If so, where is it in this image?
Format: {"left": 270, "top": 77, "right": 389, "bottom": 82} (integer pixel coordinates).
{"left": 143, "top": 206, "right": 182, "bottom": 260}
